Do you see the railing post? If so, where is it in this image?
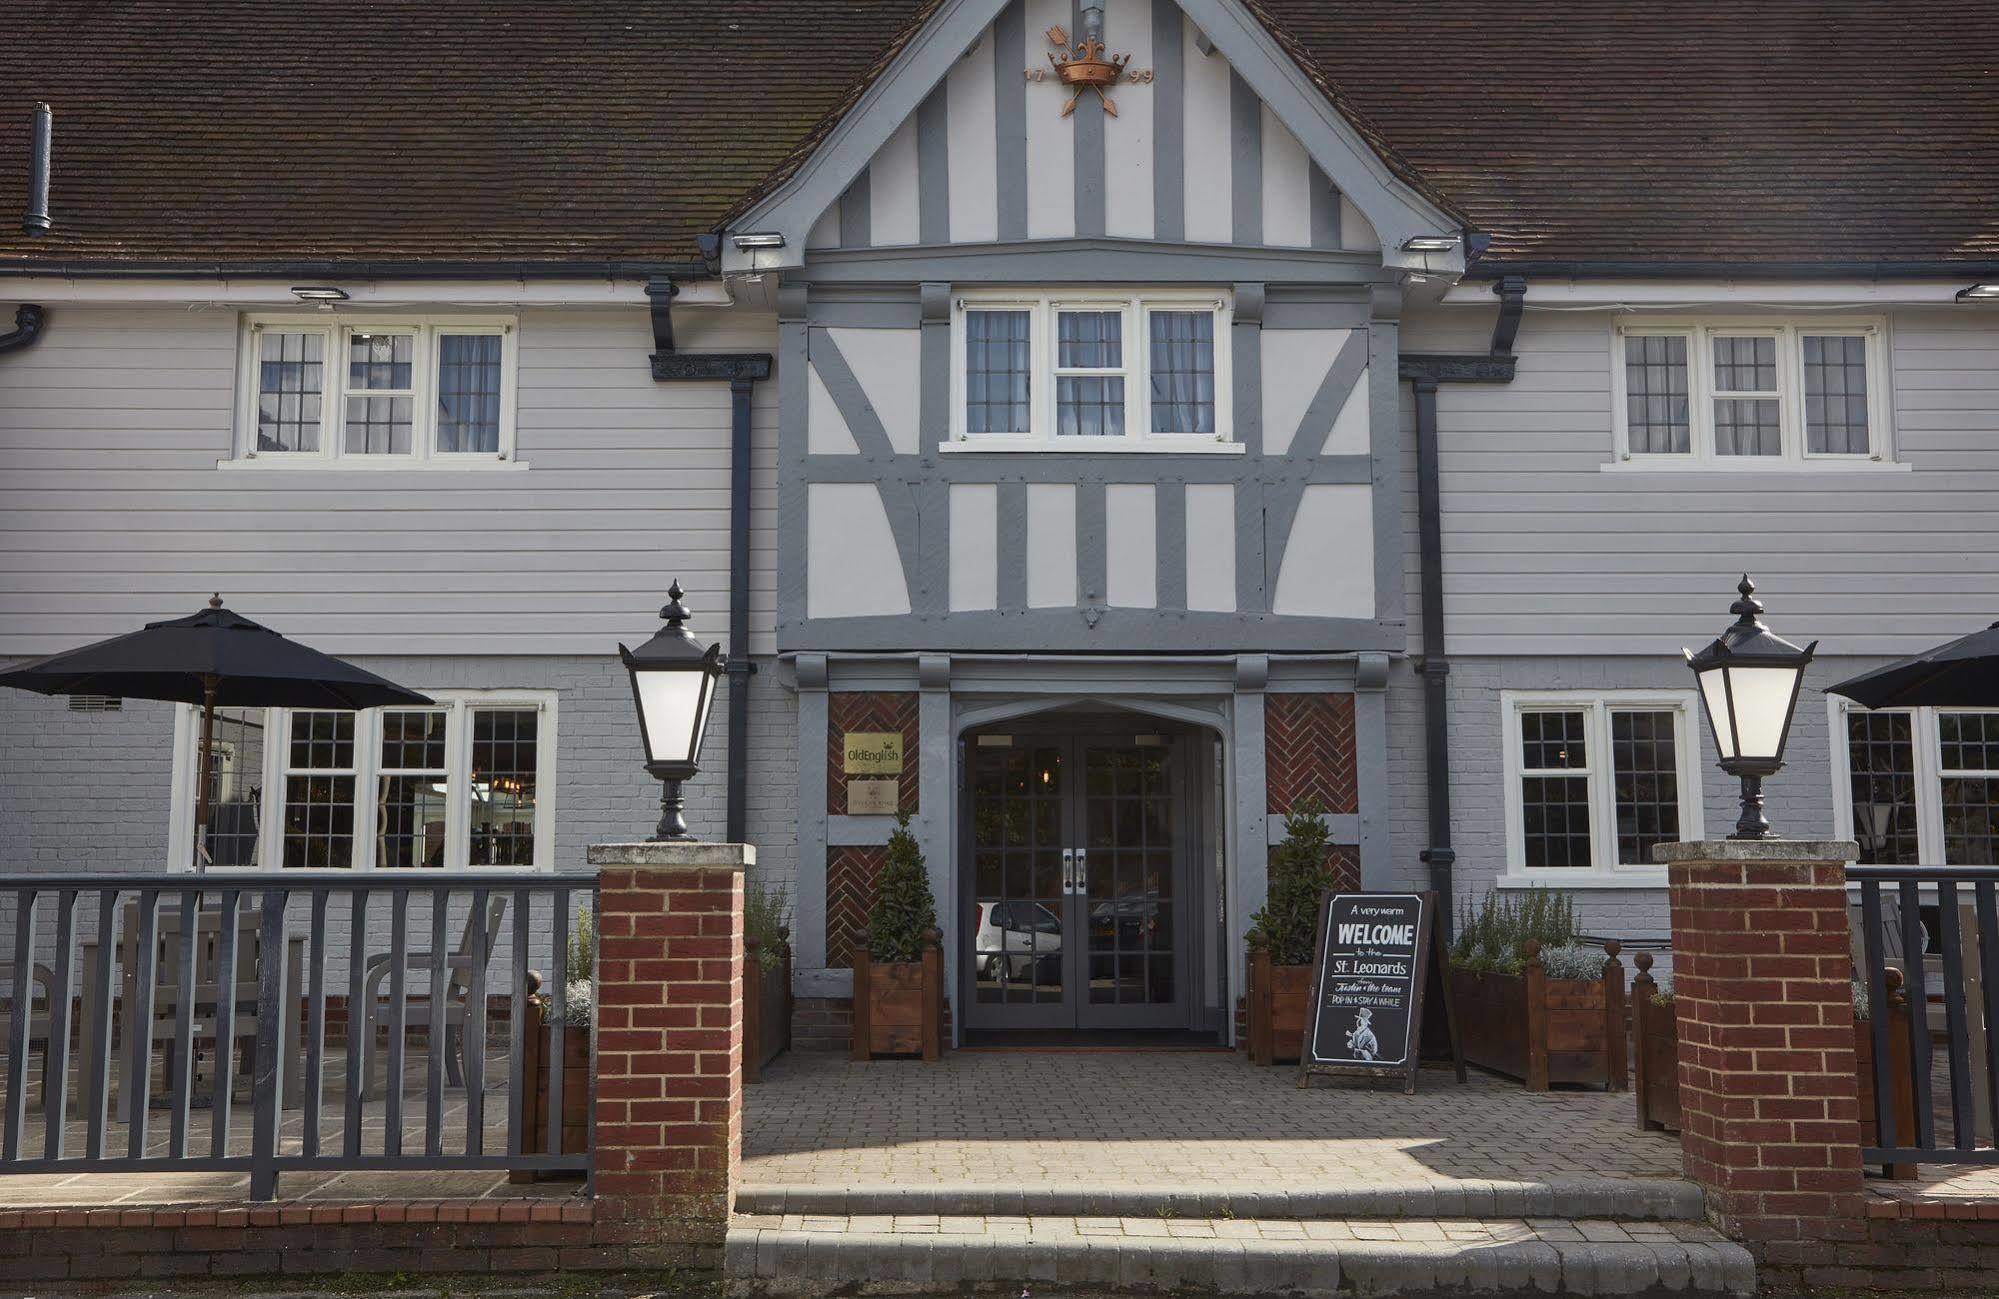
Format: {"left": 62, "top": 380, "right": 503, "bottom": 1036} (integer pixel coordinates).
{"left": 249, "top": 886, "right": 290, "bottom": 1201}
{"left": 1603, "top": 939, "right": 1627, "bottom": 1093}
{"left": 1658, "top": 838, "right": 1865, "bottom": 1252}
{"left": 588, "top": 839, "right": 751, "bottom": 1245}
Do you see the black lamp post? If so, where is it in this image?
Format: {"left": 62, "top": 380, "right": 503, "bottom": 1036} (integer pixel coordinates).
{"left": 1684, "top": 575, "right": 1817, "bottom": 840}
{"left": 620, "top": 581, "right": 726, "bottom": 841}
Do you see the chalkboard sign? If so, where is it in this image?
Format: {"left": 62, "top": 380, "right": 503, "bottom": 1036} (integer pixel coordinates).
{"left": 1299, "top": 890, "right": 1463, "bottom": 1093}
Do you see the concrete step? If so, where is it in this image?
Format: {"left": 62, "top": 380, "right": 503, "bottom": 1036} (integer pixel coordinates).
{"left": 724, "top": 1214, "right": 1756, "bottom": 1297}
{"left": 733, "top": 1174, "right": 1705, "bottom": 1222}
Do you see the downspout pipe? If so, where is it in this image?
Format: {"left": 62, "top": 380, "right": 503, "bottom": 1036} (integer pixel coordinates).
{"left": 645, "top": 275, "right": 772, "bottom": 844}
{"left": 0, "top": 303, "right": 47, "bottom": 355}
{"left": 1397, "top": 275, "right": 1526, "bottom": 932}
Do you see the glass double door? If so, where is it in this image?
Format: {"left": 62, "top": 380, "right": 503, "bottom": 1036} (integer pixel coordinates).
{"left": 966, "top": 733, "right": 1187, "bottom": 1030}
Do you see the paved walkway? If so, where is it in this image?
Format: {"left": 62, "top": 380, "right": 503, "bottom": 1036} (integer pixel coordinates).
{"left": 742, "top": 1050, "right": 1685, "bottom": 1194}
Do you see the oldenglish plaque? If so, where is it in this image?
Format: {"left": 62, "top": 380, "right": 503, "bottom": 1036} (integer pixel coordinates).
{"left": 1300, "top": 890, "right": 1464, "bottom": 1093}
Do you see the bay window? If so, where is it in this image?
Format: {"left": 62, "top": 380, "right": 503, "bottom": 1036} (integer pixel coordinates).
{"left": 168, "top": 692, "right": 556, "bottom": 871}
{"left": 1502, "top": 692, "right": 1703, "bottom": 879}
{"left": 1838, "top": 704, "right": 1999, "bottom": 864}
{"left": 236, "top": 314, "right": 518, "bottom": 465}
{"left": 1612, "top": 318, "right": 1892, "bottom": 466}
{"left": 949, "top": 291, "right": 1234, "bottom": 450}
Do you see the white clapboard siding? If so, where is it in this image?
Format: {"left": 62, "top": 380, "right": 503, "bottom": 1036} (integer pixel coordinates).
{"left": 0, "top": 305, "right": 779, "bottom": 657}
{"left": 1401, "top": 304, "right": 1999, "bottom": 658}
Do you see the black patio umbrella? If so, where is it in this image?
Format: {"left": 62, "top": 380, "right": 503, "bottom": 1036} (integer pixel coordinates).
{"left": 1827, "top": 621, "right": 1999, "bottom": 709}
{"left": 0, "top": 595, "right": 431, "bottom": 866}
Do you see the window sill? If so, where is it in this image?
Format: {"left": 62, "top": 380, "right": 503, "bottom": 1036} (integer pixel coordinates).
{"left": 1599, "top": 457, "right": 1910, "bottom": 474}
{"left": 216, "top": 456, "right": 531, "bottom": 472}
{"left": 1494, "top": 870, "right": 1669, "bottom": 891}
{"left": 938, "top": 438, "right": 1244, "bottom": 455}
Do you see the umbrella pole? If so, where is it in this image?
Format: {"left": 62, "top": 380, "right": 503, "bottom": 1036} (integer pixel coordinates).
{"left": 193, "top": 673, "right": 218, "bottom": 873}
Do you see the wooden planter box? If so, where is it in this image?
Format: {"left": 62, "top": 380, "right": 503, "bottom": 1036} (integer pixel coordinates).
{"left": 511, "top": 996, "right": 590, "bottom": 1182}
{"left": 1631, "top": 956, "right": 1918, "bottom": 1178}
{"left": 744, "top": 936, "right": 793, "bottom": 1084}
{"left": 1449, "top": 941, "right": 1626, "bottom": 1091}
{"left": 1246, "top": 948, "right": 1314, "bottom": 1066}
{"left": 852, "top": 928, "right": 943, "bottom": 1062}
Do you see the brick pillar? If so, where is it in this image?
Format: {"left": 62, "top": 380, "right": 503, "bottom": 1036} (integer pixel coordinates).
{"left": 588, "top": 840, "right": 753, "bottom": 1231}
{"left": 1658, "top": 838, "right": 1866, "bottom": 1248}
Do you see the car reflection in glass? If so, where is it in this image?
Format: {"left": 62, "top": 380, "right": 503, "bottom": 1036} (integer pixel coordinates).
{"left": 974, "top": 900, "right": 1063, "bottom": 981}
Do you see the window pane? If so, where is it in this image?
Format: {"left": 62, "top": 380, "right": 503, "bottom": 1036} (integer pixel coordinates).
{"left": 965, "top": 310, "right": 1031, "bottom": 434}
{"left": 1521, "top": 710, "right": 1587, "bottom": 770}
{"left": 1622, "top": 335, "right": 1689, "bottom": 454}
{"left": 1150, "top": 311, "right": 1217, "bottom": 434}
{"left": 1057, "top": 310, "right": 1122, "bottom": 368}
{"left": 1802, "top": 334, "right": 1870, "bottom": 455}
{"left": 1611, "top": 710, "right": 1679, "bottom": 866}
{"left": 257, "top": 332, "right": 324, "bottom": 452}
{"left": 1941, "top": 712, "right": 1999, "bottom": 866}
{"left": 378, "top": 710, "right": 449, "bottom": 870}
{"left": 436, "top": 334, "right": 503, "bottom": 454}
{"left": 345, "top": 333, "right": 414, "bottom": 454}
{"left": 470, "top": 709, "right": 539, "bottom": 866}
{"left": 1712, "top": 336, "right": 1777, "bottom": 393}
{"left": 1056, "top": 375, "right": 1126, "bottom": 437}
{"left": 1522, "top": 775, "right": 1592, "bottom": 867}
{"left": 1848, "top": 710, "right": 1919, "bottom": 865}
{"left": 283, "top": 711, "right": 356, "bottom": 869}
{"left": 200, "top": 708, "right": 269, "bottom": 867}
{"left": 1714, "top": 398, "right": 1781, "bottom": 456}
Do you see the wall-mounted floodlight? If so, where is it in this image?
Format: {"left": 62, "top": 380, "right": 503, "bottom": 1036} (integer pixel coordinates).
{"left": 731, "top": 232, "right": 787, "bottom": 251}
{"left": 1956, "top": 284, "right": 1999, "bottom": 302}
{"left": 1400, "top": 236, "right": 1461, "bottom": 253}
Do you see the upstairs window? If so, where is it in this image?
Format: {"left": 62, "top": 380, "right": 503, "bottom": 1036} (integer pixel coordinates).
{"left": 949, "top": 291, "right": 1234, "bottom": 450}
{"left": 1612, "top": 319, "right": 1891, "bottom": 466}
{"left": 237, "top": 315, "right": 517, "bottom": 465}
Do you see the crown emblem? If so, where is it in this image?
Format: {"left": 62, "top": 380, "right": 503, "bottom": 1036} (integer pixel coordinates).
{"left": 1029, "top": 23, "right": 1150, "bottom": 118}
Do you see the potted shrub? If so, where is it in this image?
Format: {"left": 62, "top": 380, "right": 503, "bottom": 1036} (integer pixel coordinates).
{"left": 743, "top": 884, "right": 793, "bottom": 1084}
{"left": 852, "top": 811, "right": 945, "bottom": 1061}
{"left": 1245, "top": 799, "right": 1333, "bottom": 1065}
{"left": 515, "top": 905, "right": 593, "bottom": 1181}
{"left": 1448, "top": 889, "right": 1625, "bottom": 1091}
{"left": 1631, "top": 954, "right": 1918, "bottom": 1178}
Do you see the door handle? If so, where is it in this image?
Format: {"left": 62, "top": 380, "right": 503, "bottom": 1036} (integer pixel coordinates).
{"left": 1062, "top": 848, "right": 1076, "bottom": 895}
{"left": 1074, "top": 848, "right": 1088, "bottom": 897}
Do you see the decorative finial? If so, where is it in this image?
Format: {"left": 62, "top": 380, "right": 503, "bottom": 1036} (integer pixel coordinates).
{"left": 659, "top": 580, "right": 689, "bottom": 627}
{"left": 1730, "top": 573, "right": 1764, "bottom": 624}
{"left": 208, "top": 593, "right": 223, "bottom": 609}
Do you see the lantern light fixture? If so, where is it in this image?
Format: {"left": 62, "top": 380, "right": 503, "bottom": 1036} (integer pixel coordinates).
{"left": 619, "top": 580, "right": 727, "bottom": 841}
{"left": 1683, "top": 575, "right": 1817, "bottom": 840}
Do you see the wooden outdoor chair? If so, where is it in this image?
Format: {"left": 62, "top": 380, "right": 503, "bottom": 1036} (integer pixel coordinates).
{"left": 83, "top": 899, "right": 303, "bottom": 1122}
{"left": 359, "top": 893, "right": 509, "bottom": 1098}
{"left": 0, "top": 959, "right": 58, "bottom": 1108}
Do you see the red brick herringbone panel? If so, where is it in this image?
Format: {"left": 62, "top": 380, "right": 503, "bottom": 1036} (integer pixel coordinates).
{"left": 825, "top": 845, "right": 888, "bottom": 966}
{"left": 1265, "top": 842, "right": 1363, "bottom": 895}
{"left": 827, "top": 692, "right": 920, "bottom": 815}
{"left": 1265, "top": 693, "right": 1357, "bottom": 814}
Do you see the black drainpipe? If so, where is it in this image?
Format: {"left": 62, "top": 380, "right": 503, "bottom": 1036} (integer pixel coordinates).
{"left": 1397, "top": 274, "right": 1526, "bottom": 932}
{"left": 0, "top": 303, "right": 47, "bottom": 355}
{"left": 647, "top": 274, "right": 773, "bottom": 843}
{"left": 4, "top": 103, "right": 53, "bottom": 357}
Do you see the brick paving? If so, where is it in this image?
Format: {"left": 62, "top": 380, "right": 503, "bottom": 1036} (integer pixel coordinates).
{"left": 742, "top": 1050, "right": 1686, "bottom": 1194}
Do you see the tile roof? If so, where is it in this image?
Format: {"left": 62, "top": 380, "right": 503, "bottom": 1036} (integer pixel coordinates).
{"left": 1, "top": 1, "right": 1994, "bottom": 272}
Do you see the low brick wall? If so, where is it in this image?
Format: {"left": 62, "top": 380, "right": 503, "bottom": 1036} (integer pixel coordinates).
{"left": 0, "top": 1198, "right": 730, "bottom": 1283}
{"left": 1758, "top": 1198, "right": 1999, "bottom": 1293}
{"left": 793, "top": 995, "right": 854, "bottom": 1052}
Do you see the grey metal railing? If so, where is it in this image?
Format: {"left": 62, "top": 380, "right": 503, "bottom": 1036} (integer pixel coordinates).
{"left": 0, "top": 873, "right": 593, "bottom": 1198}
{"left": 1853, "top": 864, "right": 1999, "bottom": 1169}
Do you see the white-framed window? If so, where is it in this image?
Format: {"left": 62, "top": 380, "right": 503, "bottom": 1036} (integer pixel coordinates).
{"left": 946, "top": 290, "right": 1236, "bottom": 451}
{"left": 166, "top": 691, "right": 557, "bottom": 871}
{"left": 1500, "top": 691, "right": 1704, "bottom": 880}
{"left": 233, "top": 314, "right": 519, "bottom": 466}
{"left": 1831, "top": 701, "right": 1999, "bottom": 865}
{"left": 1610, "top": 318, "right": 1893, "bottom": 467}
